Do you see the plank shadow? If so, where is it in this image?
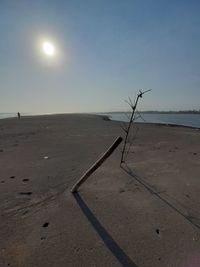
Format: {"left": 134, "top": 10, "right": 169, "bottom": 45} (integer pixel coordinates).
{"left": 74, "top": 192, "right": 138, "bottom": 267}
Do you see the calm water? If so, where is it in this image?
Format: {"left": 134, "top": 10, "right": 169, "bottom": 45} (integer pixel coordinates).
{"left": 0, "top": 113, "right": 29, "bottom": 120}
{"left": 0, "top": 113, "right": 17, "bottom": 119}
{"left": 107, "top": 113, "right": 200, "bottom": 128}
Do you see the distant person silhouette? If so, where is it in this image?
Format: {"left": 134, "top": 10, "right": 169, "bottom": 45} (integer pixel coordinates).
{"left": 17, "top": 112, "right": 21, "bottom": 120}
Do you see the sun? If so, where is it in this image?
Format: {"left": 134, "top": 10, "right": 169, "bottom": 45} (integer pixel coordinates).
{"left": 42, "top": 41, "right": 55, "bottom": 56}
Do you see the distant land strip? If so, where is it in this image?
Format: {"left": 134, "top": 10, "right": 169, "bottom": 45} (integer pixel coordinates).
{"left": 105, "top": 110, "right": 200, "bottom": 114}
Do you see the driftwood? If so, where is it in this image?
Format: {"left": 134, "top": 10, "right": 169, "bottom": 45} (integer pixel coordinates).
{"left": 71, "top": 136, "right": 123, "bottom": 193}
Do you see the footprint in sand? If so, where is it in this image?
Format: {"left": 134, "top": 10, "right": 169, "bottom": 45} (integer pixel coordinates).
{"left": 42, "top": 222, "right": 49, "bottom": 228}
{"left": 156, "top": 229, "right": 160, "bottom": 235}
{"left": 119, "top": 188, "right": 125, "bottom": 193}
{"left": 19, "top": 192, "right": 32, "bottom": 196}
{"left": 22, "top": 178, "right": 29, "bottom": 183}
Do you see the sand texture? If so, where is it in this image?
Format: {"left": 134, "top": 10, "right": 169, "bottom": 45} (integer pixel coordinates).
{"left": 0, "top": 114, "right": 200, "bottom": 267}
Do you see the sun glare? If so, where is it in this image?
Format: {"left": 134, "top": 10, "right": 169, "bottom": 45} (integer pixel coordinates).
{"left": 42, "top": 41, "right": 55, "bottom": 56}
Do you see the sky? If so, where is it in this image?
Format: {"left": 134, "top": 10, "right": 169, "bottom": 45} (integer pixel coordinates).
{"left": 0, "top": 0, "right": 200, "bottom": 113}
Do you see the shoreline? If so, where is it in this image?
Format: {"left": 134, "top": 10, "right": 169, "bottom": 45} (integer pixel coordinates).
{"left": 98, "top": 113, "right": 200, "bottom": 130}
{"left": 1, "top": 112, "right": 200, "bottom": 130}
{"left": 104, "top": 115, "right": 200, "bottom": 130}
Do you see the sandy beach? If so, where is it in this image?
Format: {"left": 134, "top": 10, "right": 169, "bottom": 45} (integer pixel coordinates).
{"left": 0, "top": 114, "right": 200, "bottom": 267}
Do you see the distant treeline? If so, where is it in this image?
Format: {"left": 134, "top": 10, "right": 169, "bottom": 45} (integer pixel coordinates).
{"left": 107, "top": 110, "right": 200, "bottom": 114}
{"left": 141, "top": 110, "right": 200, "bottom": 114}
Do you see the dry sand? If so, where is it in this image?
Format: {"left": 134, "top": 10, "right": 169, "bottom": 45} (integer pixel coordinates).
{"left": 0, "top": 114, "right": 200, "bottom": 267}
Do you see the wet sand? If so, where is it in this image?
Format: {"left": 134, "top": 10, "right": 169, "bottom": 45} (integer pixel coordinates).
{"left": 0, "top": 114, "right": 200, "bottom": 267}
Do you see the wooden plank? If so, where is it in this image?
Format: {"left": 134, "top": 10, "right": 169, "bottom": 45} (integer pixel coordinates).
{"left": 71, "top": 136, "right": 123, "bottom": 193}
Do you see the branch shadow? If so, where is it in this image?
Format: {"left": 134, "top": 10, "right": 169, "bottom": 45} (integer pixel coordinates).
{"left": 121, "top": 163, "right": 200, "bottom": 230}
{"left": 73, "top": 192, "right": 138, "bottom": 267}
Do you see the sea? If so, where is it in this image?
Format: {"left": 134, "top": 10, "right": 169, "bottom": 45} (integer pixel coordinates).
{"left": 104, "top": 113, "right": 200, "bottom": 129}
{"left": 1, "top": 112, "right": 200, "bottom": 129}
{"left": 0, "top": 113, "right": 17, "bottom": 119}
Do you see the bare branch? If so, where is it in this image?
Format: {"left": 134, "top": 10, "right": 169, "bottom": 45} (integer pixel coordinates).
{"left": 128, "top": 97, "right": 134, "bottom": 108}
{"left": 120, "top": 124, "right": 128, "bottom": 133}
{"left": 135, "top": 110, "right": 146, "bottom": 122}
{"left": 123, "top": 112, "right": 131, "bottom": 121}
{"left": 124, "top": 126, "right": 139, "bottom": 161}
{"left": 124, "top": 99, "right": 132, "bottom": 107}
{"left": 120, "top": 89, "right": 152, "bottom": 164}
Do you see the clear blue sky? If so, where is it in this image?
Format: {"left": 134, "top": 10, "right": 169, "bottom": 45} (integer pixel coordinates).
{"left": 1, "top": 0, "right": 200, "bottom": 113}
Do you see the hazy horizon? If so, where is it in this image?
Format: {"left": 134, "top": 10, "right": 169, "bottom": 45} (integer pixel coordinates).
{"left": 1, "top": 108, "right": 200, "bottom": 116}
{"left": 1, "top": 0, "right": 200, "bottom": 113}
